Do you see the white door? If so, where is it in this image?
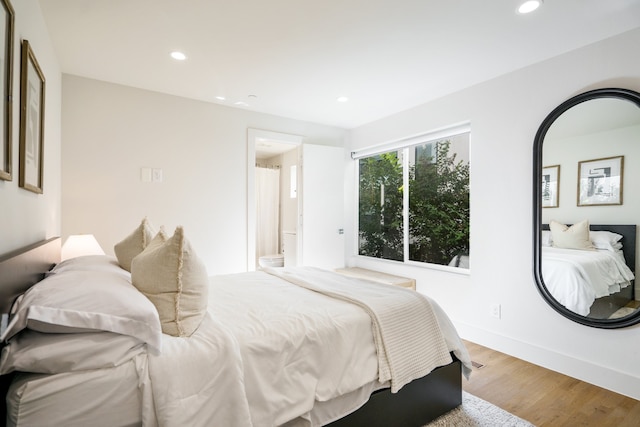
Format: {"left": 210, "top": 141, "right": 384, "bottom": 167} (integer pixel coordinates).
{"left": 298, "top": 144, "right": 345, "bottom": 269}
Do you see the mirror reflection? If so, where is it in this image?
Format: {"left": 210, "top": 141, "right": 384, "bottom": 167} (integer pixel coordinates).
{"left": 536, "top": 90, "right": 640, "bottom": 327}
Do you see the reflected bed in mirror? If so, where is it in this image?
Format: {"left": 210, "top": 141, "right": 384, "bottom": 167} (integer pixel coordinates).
{"left": 533, "top": 88, "right": 640, "bottom": 328}
{"left": 541, "top": 222, "right": 636, "bottom": 318}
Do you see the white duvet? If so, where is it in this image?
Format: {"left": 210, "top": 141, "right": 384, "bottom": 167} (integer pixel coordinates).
{"left": 145, "top": 268, "right": 471, "bottom": 427}
{"left": 542, "top": 247, "right": 635, "bottom": 316}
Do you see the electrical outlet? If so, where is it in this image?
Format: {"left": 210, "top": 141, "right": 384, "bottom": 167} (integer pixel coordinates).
{"left": 490, "top": 304, "right": 501, "bottom": 319}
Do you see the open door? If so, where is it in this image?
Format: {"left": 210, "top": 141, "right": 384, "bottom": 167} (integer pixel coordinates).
{"left": 298, "top": 144, "right": 345, "bottom": 270}
{"left": 247, "top": 128, "right": 345, "bottom": 271}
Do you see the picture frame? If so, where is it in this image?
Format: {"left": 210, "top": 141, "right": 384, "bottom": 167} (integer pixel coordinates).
{"left": 541, "top": 165, "right": 560, "bottom": 208}
{"left": 577, "top": 155, "right": 623, "bottom": 206}
{"left": 0, "top": 0, "right": 14, "bottom": 181}
{"left": 18, "top": 40, "right": 45, "bottom": 194}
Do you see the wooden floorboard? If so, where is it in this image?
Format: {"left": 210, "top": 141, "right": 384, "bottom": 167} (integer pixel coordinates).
{"left": 461, "top": 340, "right": 640, "bottom": 427}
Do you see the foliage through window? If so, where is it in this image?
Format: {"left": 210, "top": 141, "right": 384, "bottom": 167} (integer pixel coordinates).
{"left": 357, "top": 131, "right": 470, "bottom": 268}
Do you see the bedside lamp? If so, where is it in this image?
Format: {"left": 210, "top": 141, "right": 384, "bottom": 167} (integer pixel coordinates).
{"left": 61, "top": 234, "right": 105, "bottom": 261}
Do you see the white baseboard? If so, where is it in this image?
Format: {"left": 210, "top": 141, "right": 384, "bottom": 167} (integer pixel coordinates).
{"left": 455, "top": 321, "right": 640, "bottom": 401}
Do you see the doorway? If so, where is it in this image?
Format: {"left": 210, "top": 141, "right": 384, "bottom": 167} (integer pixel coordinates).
{"left": 247, "top": 129, "right": 302, "bottom": 271}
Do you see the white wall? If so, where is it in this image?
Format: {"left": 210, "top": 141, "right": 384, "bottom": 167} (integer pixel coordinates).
{"left": 61, "top": 75, "right": 345, "bottom": 275}
{"left": 344, "top": 28, "right": 640, "bottom": 399}
{"left": 0, "top": 1, "right": 61, "bottom": 254}
{"left": 542, "top": 124, "right": 640, "bottom": 224}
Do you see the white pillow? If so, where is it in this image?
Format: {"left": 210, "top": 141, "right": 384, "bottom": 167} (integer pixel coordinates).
{"left": 131, "top": 226, "right": 208, "bottom": 337}
{"left": 114, "top": 218, "right": 156, "bottom": 272}
{"left": 1, "top": 268, "right": 163, "bottom": 354}
{"left": 0, "top": 330, "right": 145, "bottom": 375}
{"left": 590, "top": 230, "right": 623, "bottom": 252}
{"left": 541, "top": 230, "right": 553, "bottom": 247}
{"left": 48, "top": 254, "right": 126, "bottom": 276}
{"left": 549, "top": 220, "right": 595, "bottom": 251}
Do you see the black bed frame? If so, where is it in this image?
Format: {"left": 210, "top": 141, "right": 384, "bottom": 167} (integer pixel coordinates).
{"left": 327, "top": 359, "right": 461, "bottom": 427}
{"left": 0, "top": 238, "right": 462, "bottom": 426}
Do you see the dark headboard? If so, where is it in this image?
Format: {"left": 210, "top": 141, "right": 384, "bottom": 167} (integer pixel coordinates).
{"left": 541, "top": 224, "right": 636, "bottom": 273}
{"left": 0, "top": 237, "right": 61, "bottom": 315}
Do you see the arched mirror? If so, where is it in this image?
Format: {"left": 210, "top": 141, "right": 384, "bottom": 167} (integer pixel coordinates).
{"left": 533, "top": 88, "right": 640, "bottom": 328}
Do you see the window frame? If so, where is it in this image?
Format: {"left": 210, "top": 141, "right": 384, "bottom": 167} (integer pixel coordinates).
{"left": 352, "top": 122, "right": 471, "bottom": 274}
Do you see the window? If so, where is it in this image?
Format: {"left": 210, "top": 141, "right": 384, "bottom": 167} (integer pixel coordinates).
{"left": 356, "top": 127, "right": 470, "bottom": 269}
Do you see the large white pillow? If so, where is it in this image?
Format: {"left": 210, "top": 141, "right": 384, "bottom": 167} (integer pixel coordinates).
{"left": 0, "top": 330, "right": 145, "bottom": 375}
{"left": 549, "top": 220, "right": 595, "bottom": 251}
{"left": 114, "top": 218, "right": 156, "bottom": 272}
{"left": 1, "top": 265, "right": 163, "bottom": 354}
{"left": 131, "top": 226, "right": 208, "bottom": 337}
{"left": 48, "top": 254, "right": 126, "bottom": 276}
{"left": 590, "top": 230, "right": 624, "bottom": 252}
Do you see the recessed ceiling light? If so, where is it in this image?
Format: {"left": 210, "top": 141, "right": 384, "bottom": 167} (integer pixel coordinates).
{"left": 518, "top": 0, "right": 542, "bottom": 14}
{"left": 337, "top": 96, "right": 349, "bottom": 103}
{"left": 234, "top": 101, "right": 249, "bottom": 107}
{"left": 215, "top": 96, "right": 226, "bottom": 101}
{"left": 170, "top": 51, "right": 187, "bottom": 61}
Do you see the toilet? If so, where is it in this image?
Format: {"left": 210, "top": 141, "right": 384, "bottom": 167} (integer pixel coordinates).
{"left": 258, "top": 231, "right": 296, "bottom": 268}
{"left": 258, "top": 253, "right": 284, "bottom": 268}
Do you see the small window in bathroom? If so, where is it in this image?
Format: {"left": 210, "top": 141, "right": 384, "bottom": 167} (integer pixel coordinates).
{"left": 290, "top": 165, "right": 297, "bottom": 198}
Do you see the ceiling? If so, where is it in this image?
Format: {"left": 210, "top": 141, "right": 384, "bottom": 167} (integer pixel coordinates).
{"left": 38, "top": 0, "right": 640, "bottom": 129}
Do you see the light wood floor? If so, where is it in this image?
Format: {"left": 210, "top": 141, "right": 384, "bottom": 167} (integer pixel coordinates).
{"left": 462, "top": 340, "right": 640, "bottom": 427}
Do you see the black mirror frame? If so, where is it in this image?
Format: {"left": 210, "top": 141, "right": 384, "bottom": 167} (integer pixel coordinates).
{"left": 533, "top": 87, "right": 640, "bottom": 329}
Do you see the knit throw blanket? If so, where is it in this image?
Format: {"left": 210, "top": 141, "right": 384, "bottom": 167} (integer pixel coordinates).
{"left": 265, "top": 267, "right": 453, "bottom": 393}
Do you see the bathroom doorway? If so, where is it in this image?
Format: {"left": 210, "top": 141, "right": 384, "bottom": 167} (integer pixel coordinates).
{"left": 247, "top": 129, "right": 302, "bottom": 271}
{"left": 247, "top": 129, "right": 346, "bottom": 272}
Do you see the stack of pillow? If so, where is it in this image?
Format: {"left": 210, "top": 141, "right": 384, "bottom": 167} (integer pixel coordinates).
{"left": 114, "top": 218, "right": 209, "bottom": 338}
{"left": 0, "top": 219, "right": 209, "bottom": 376}
{"left": 545, "top": 219, "right": 623, "bottom": 252}
{"left": 0, "top": 254, "right": 159, "bottom": 374}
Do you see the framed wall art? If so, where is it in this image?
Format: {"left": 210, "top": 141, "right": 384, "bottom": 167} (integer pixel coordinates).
{"left": 0, "top": 0, "right": 14, "bottom": 181}
{"left": 542, "top": 164, "right": 560, "bottom": 208}
{"left": 19, "top": 40, "right": 45, "bottom": 194}
{"left": 577, "top": 155, "right": 623, "bottom": 206}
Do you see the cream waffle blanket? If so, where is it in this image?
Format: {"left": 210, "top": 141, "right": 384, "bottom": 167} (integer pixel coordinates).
{"left": 265, "top": 267, "right": 454, "bottom": 393}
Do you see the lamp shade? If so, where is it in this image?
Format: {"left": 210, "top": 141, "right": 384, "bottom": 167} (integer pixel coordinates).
{"left": 61, "top": 234, "right": 105, "bottom": 261}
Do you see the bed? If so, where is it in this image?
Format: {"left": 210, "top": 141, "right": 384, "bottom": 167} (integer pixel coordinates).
{"left": 0, "top": 235, "right": 471, "bottom": 427}
{"left": 541, "top": 223, "right": 636, "bottom": 317}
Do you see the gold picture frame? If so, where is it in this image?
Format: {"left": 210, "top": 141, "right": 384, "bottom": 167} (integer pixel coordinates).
{"left": 577, "top": 155, "right": 623, "bottom": 206}
{"left": 18, "top": 40, "right": 45, "bottom": 194}
{"left": 0, "top": 0, "right": 14, "bottom": 181}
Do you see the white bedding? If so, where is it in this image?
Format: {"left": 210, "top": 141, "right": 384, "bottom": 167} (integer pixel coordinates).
{"left": 542, "top": 247, "right": 635, "bottom": 316}
{"left": 6, "top": 268, "right": 471, "bottom": 427}
{"left": 8, "top": 359, "right": 143, "bottom": 427}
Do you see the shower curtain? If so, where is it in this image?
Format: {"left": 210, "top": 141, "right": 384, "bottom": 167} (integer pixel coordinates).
{"left": 255, "top": 166, "right": 280, "bottom": 258}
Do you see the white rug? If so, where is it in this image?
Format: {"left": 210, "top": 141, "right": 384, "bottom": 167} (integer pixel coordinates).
{"left": 609, "top": 306, "right": 636, "bottom": 319}
{"left": 425, "top": 392, "right": 535, "bottom": 427}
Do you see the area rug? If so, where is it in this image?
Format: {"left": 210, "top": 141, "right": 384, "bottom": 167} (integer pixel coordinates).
{"left": 425, "top": 392, "right": 535, "bottom": 427}
{"left": 609, "top": 306, "right": 636, "bottom": 319}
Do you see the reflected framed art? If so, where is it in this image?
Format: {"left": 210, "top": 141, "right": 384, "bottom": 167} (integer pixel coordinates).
{"left": 577, "top": 156, "right": 623, "bottom": 206}
{"left": 542, "top": 165, "right": 559, "bottom": 208}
